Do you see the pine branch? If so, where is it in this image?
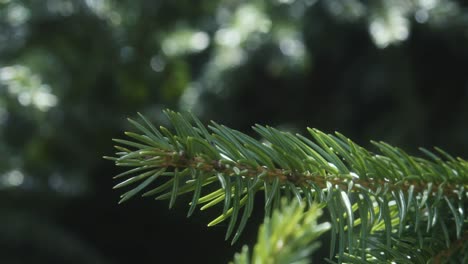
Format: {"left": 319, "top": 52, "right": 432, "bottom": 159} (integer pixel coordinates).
{"left": 230, "top": 198, "right": 330, "bottom": 264}
{"left": 105, "top": 109, "right": 468, "bottom": 263}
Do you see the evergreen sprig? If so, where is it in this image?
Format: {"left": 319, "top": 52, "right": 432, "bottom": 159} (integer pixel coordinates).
{"left": 105, "top": 109, "right": 467, "bottom": 263}
{"left": 231, "top": 198, "right": 330, "bottom": 264}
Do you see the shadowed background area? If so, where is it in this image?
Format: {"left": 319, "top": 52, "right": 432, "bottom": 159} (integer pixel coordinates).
{"left": 0, "top": 0, "right": 467, "bottom": 263}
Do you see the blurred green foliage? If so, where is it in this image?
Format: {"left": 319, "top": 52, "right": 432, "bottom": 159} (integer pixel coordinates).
{"left": 0, "top": 0, "right": 467, "bottom": 263}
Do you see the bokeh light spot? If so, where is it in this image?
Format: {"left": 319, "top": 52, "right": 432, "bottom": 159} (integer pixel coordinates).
{"left": 2, "top": 170, "right": 24, "bottom": 187}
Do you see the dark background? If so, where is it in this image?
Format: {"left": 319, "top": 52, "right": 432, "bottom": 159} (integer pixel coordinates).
{"left": 1, "top": 1, "right": 467, "bottom": 263}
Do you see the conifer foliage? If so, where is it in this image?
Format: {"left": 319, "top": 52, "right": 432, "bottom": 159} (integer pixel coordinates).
{"left": 105, "top": 109, "right": 467, "bottom": 263}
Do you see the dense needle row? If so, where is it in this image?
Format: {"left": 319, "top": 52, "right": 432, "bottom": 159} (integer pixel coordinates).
{"left": 105, "top": 109, "right": 467, "bottom": 263}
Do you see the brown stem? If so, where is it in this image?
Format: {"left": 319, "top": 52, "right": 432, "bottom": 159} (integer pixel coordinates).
{"left": 153, "top": 149, "right": 461, "bottom": 198}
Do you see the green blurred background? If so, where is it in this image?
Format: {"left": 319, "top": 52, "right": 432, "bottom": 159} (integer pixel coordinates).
{"left": 1, "top": 0, "right": 467, "bottom": 263}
